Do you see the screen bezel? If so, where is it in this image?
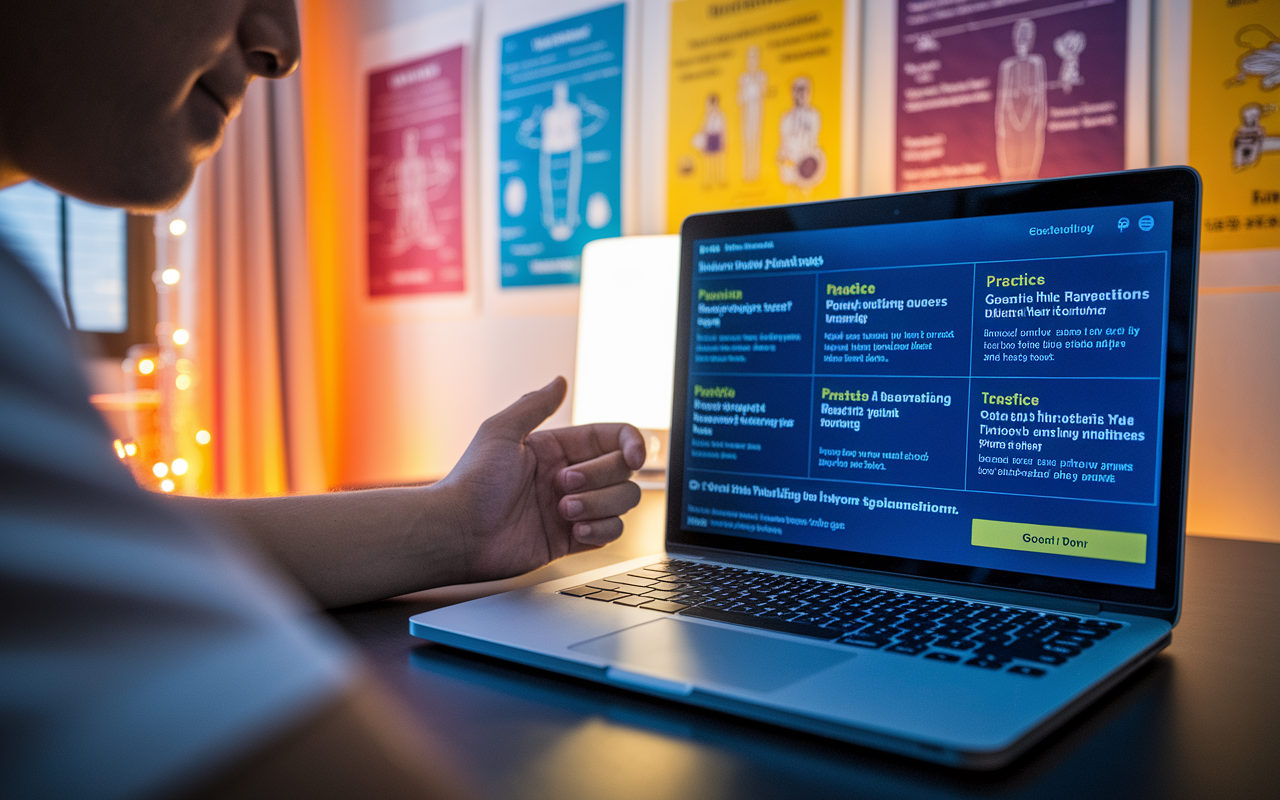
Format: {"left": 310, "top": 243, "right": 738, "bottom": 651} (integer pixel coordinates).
{"left": 667, "top": 167, "right": 1200, "bottom": 618}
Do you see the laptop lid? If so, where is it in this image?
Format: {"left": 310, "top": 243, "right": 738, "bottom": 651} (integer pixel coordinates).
{"left": 667, "top": 168, "right": 1201, "bottom": 621}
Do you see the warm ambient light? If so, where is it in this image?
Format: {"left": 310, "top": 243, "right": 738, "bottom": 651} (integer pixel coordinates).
{"left": 171, "top": 458, "right": 189, "bottom": 476}
{"left": 138, "top": 358, "right": 155, "bottom": 375}
{"left": 160, "top": 479, "right": 175, "bottom": 492}
{"left": 172, "top": 328, "right": 189, "bottom": 346}
{"left": 195, "top": 430, "right": 211, "bottom": 445}
{"left": 152, "top": 462, "right": 168, "bottom": 478}
{"left": 175, "top": 374, "right": 191, "bottom": 390}
{"left": 113, "top": 439, "right": 126, "bottom": 458}
{"left": 169, "top": 219, "right": 187, "bottom": 236}
{"left": 161, "top": 268, "right": 180, "bottom": 285}
{"left": 124, "top": 442, "right": 137, "bottom": 456}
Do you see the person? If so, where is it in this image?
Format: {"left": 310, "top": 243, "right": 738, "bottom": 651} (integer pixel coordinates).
{"left": 0, "top": 2, "right": 645, "bottom": 798}
{"left": 776, "top": 76, "right": 826, "bottom": 196}
{"left": 694, "top": 93, "right": 728, "bottom": 188}
{"left": 737, "top": 46, "right": 766, "bottom": 183}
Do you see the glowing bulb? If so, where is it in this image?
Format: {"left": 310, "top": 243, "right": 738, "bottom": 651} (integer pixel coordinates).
{"left": 171, "top": 458, "right": 189, "bottom": 476}
{"left": 160, "top": 478, "right": 175, "bottom": 492}
{"left": 175, "top": 374, "right": 192, "bottom": 390}
{"left": 169, "top": 219, "right": 187, "bottom": 236}
{"left": 113, "top": 439, "right": 125, "bottom": 458}
{"left": 124, "top": 442, "right": 137, "bottom": 456}
{"left": 161, "top": 268, "right": 180, "bottom": 285}
{"left": 138, "top": 359, "right": 155, "bottom": 375}
{"left": 152, "top": 462, "right": 169, "bottom": 478}
{"left": 195, "top": 430, "right": 211, "bottom": 445}
{"left": 172, "top": 328, "right": 190, "bottom": 345}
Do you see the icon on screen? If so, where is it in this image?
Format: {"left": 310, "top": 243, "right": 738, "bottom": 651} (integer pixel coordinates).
{"left": 1138, "top": 215, "right": 1154, "bottom": 231}
{"left": 1117, "top": 217, "right": 1130, "bottom": 231}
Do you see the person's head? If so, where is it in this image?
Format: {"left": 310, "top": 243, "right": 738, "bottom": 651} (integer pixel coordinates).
{"left": 708, "top": 92, "right": 720, "bottom": 108}
{"left": 746, "top": 46, "right": 759, "bottom": 71}
{"left": 791, "top": 77, "right": 812, "bottom": 107}
{"left": 553, "top": 81, "right": 570, "bottom": 105}
{"left": 1013, "top": 19, "right": 1035, "bottom": 57}
{"left": 402, "top": 127, "right": 420, "bottom": 157}
{"left": 0, "top": 0, "right": 300, "bottom": 212}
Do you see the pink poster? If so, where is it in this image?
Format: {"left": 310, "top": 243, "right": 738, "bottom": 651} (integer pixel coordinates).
{"left": 367, "top": 46, "right": 466, "bottom": 296}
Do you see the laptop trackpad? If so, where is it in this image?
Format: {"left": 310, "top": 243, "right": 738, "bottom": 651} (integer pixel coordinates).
{"left": 569, "top": 618, "right": 852, "bottom": 694}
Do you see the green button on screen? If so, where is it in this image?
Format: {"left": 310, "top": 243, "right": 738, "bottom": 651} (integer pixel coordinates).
{"left": 971, "top": 519, "right": 1148, "bottom": 564}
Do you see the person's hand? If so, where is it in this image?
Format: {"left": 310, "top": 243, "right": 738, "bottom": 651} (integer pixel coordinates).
{"left": 435, "top": 377, "right": 646, "bottom": 583}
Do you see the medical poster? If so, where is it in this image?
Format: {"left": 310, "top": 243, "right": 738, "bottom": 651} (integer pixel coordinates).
{"left": 894, "top": 0, "right": 1129, "bottom": 192}
{"left": 497, "top": 4, "right": 625, "bottom": 288}
{"left": 666, "top": 0, "right": 843, "bottom": 232}
{"left": 367, "top": 46, "right": 466, "bottom": 297}
{"left": 1189, "top": 3, "right": 1280, "bottom": 251}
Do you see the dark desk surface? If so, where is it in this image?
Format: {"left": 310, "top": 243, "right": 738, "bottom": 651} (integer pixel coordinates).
{"left": 330, "top": 491, "right": 1280, "bottom": 800}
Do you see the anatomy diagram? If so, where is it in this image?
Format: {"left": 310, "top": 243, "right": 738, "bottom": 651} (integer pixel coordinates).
{"left": 377, "top": 127, "right": 456, "bottom": 256}
{"left": 737, "top": 46, "right": 767, "bottom": 182}
{"left": 1226, "top": 25, "right": 1280, "bottom": 170}
{"left": 777, "top": 76, "right": 825, "bottom": 193}
{"left": 516, "top": 81, "right": 608, "bottom": 241}
{"left": 693, "top": 93, "right": 728, "bottom": 187}
{"left": 1053, "top": 30, "right": 1086, "bottom": 94}
{"left": 995, "top": 18, "right": 1048, "bottom": 181}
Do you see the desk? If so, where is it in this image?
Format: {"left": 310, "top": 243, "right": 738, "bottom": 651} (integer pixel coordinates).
{"left": 329, "top": 491, "right": 1280, "bottom": 799}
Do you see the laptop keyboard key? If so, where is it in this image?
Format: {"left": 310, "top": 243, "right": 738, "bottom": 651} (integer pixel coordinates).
{"left": 886, "top": 642, "right": 928, "bottom": 655}
{"left": 606, "top": 574, "right": 656, "bottom": 588}
{"left": 586, "top": 591, "right": 627, "bottom": 602}
{"left": 561, "top": 585, "right": 600, "bottom": 597}
{"left": 643, "top": 600, "right": 690, "bottom": 614}
{"left": 1008, "top": 665, "right": 1047, "bottom": 677}
{"left": 613, "top": 595, "right": 654, "bottom": 607}
{"left": 924, "top": 652, "right": 962, "bottom": 663}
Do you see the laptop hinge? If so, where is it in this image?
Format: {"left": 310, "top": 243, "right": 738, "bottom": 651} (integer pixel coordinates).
{"left": 666, "top": 544, "right": 1104, "bottom": 617}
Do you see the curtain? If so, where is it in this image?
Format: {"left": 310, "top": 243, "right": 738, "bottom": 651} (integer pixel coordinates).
{"left": 192, "top": 74, "right": 327, "bottom": 495}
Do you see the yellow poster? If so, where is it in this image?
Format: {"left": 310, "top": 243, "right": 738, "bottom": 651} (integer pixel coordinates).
{"left": 667, "top": 0, "right": 843, "bottom": 232}
{"left": 1189, "top": 1, "right": 1280, "bottom": 251}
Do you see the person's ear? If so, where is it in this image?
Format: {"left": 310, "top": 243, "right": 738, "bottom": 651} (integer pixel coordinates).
{"left": 239, "top": 0, "right": 301, "bottom": 80}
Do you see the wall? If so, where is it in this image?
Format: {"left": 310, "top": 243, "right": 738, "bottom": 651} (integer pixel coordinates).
{"left": 302, "top": 0, "right": 1280, "bottom": 542}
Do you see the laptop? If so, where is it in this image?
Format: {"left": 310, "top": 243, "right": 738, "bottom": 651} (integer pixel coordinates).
{"left": 411, "top": 167, "right": 1201, "bottom": 769}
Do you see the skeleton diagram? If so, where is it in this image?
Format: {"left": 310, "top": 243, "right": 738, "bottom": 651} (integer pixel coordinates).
{"left": 693, "top": 93, "right": 728, "bottom": 187}
{"left": 378, "top": 127, "right": 455, "bottom": 256}
{"left": 516, "top": 81, "right": 607, "bottom": 241}
{"left": 1226, "top": 25, "right": 1280, "bottom": 170}
{"left": 737, "top": 46, "right": 767, "bottom": 183}
{"left": 777, "top": 77, "right": 825, "bottom": 193}
{"left": 995, "top": 19, "right": 1048, "bottom": 181}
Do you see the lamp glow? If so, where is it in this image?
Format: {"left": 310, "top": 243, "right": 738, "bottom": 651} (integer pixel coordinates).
{"left": 152, "top": 462, "right": 169, "bottom": 478}
{"left": 171, "top": 458, "right": 189, "bottom": 476}
{"left": 138, "top": 359, "right": 155, "bottom": 375}
{"left": 175, "top": 374, "right": 191, "bottom": 390}
{"left": 195, "top": 430, "right": 211, "bottom": 445}
{"left": 124, "top": 442, "right": 137, "bottom": 456}
{"left": 169, "top": 219, "right": 187, "bottom": 236}
{"left": 161, "top": 268, "right": 180, "bottom": 285}
{"left": 160, "top": 479, "right": 175, "bottom": 492}
{"left": 172, "top": 328, "right": 189, "bottom": 346}
{"left": 113, "top": 439, "right": 126, "bottom": 458}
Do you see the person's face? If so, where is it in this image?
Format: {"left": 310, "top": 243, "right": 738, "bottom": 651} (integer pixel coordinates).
{"left": 0, "top": 0, "right": 300, "bottom": 211}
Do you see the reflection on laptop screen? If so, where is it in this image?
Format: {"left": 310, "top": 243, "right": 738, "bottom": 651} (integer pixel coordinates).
{"left": 683, "top": 202, "right": 1173, "bottom": 590}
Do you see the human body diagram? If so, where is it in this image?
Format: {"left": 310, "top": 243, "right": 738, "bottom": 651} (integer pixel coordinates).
{"left": 737, "top": 46, "right": 767, "bottom": 183}
{"left": 776, "top": 76, "right": 826, "bottom": 195}
{"left": 516, "top": 81, "right": 608, "bottom": 241}
{"left": 693, "top": 93, "right": 728, "bottom": 187}
{"left": 995, "top": 19, "right": 1048, "bottom": 182}
{"left": 377, "top": 127, "right": 456, "bottom": 256}
{"left": 1226, "top": 24, "right": 1280, "bottom": 170}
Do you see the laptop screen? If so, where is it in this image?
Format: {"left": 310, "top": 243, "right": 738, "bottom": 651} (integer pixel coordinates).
{"left": 669, "top": 170, "right": 1199, "bottom": 611}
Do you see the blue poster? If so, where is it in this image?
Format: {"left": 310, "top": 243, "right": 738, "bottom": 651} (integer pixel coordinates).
{"left": 498, "top": 4, "right": 625, "bottom": 288}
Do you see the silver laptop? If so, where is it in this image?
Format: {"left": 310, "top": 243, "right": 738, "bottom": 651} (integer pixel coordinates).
{"left": 411, "top": 167, "right": 1201, "bottom": 769}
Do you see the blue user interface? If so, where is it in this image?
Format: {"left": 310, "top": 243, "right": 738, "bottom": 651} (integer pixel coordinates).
{"left": 684, "top": 202, "right": 1174, "bottom": 589}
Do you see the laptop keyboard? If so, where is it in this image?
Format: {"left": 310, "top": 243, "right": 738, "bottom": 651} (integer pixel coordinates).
{"left": 561, "top": 559, "right": 1123, "bottom": 677}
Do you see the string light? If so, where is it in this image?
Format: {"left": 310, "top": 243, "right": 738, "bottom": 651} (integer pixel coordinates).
{"left": 113, "top": 439, "right": 126, "bottom": 458}
{"left": 161, "top": 268, "right": 180, "bottom": 285}
{"left": 172, "top": 328, "right": 189, "bottom": 345}
{"left": 160, "top": 479, "right": 175, "bottom": 492}
{"left": 195, "top": 430, "right": 211, "bottom": 445}
{"left": 168, "top": 219, "right": 187, "bottom": 236}
{"left": 171, "top": 458, "right": 189, "bottom": 476}
{"left": 124, "top": 442, "right": 137, "bottom": 456}
{"left": 138, "top": 359, "right": 155, "bottom": 375}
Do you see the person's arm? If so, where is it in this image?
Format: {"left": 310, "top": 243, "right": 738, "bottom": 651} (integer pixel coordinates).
{"left": 171, "top": 377, "right": 646, "bottom": 609}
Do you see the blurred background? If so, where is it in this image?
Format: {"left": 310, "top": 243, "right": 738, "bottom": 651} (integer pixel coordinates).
{"left": 1, "top": 0, "right": 1275, "bottom": 544}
